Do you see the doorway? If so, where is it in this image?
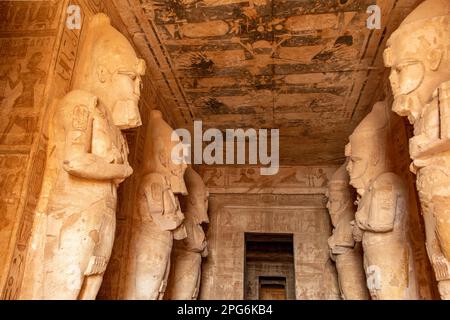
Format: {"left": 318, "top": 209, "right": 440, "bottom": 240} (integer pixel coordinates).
{"left": 259, "top": 276, "right": 287, "bottom": 300}
{"left": 244, "top": 233, "right": 295, "bottom": 300}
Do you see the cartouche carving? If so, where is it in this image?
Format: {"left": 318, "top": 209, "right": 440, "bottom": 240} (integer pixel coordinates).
{"left": 326, "top": 162, "right": 369, "bottom": 300}
{"left": 166, "top": 166, "right": 209, "bottom": 300}
{"left": 384, "top": 0, "right": 450, "bottom": 299}
{"left": 346, "top": 101, "right": 418, "bottom": 299}
{"left": 125, "top": 110, "right": 187, "bottom": 300}
{"left": 37, "top": 14, "right": 145, "bottom": 300}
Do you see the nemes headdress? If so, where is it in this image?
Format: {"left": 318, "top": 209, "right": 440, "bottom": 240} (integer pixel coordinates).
{"left": 350, "top": 101, "right": 389, "bottom": 141}
{"left": 73, "top": 13, "right": 145, "bottom": 88}
{"left": 384, "top": 0, "right": 450, "bottom": 67}
{"left": 328, "top": 161, "right": 350, "bottom": 192}
{"left": 142, "top": 110, "right": 176, "bottom": 174}
{"left": 348, "top": 101, "right": 391, "bottom": 167}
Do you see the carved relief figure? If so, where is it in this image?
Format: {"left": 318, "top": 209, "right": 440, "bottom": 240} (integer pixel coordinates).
{"left": 383, "top": 0, "right": 450, "bottom": 299}
{"left": 326, "top": 162, "right": 369, "bottom": 300}
{"left": 346, "top": 101, "right": 418, "bottom": 299}
{"left": 204, "top": 167, "right": 222, "bottom": 187}
{"left": 0, "top": 64, "right": 22, "bottom": 136}
{"left": 236, "top": 168, "right": 256, "bottom": 183}
{"left": 40, "top": 14, "right": 145, "bottom": 300}
{"left": 125, "top": 110, "right": 187, "bottom": 300}
{"left": 0, "top": 51, "right": 46, "bottom": 144}
{"left": 166, "top": 166, "right": 209, "bottom": 300}
{"left": 13, "top": 52, "right": 45, "bottom": 109}
{"left": 0, "top": 64, "right": 22, "bottom": 109}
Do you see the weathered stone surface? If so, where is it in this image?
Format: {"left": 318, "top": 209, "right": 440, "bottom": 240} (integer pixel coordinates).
{"left": 166, "top": 167, "right": 209, "bottom": 300}
{"left": 124, "top": 110, "right": 187, "bottom": 300}
{"left": 347, "top": 101, "right": 418, "bottom": 299}
{"left": 24, "top": 13, "right": 144, "bottom": 300}
{"left": 384, "top": 0, "right": 450, "bottom": 300}
{"left": 0, "top": 0, "right": 441, "bottom": 301}
{"left": 326, "top": 162, "right": 369, "bottom": 300}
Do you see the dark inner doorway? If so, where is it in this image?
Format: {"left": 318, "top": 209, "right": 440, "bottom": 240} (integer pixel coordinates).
{"left": 244, "top": 233, "right": 295, "bottom": 300}
{"left": 259, "top": 276, "right": 287, "bottom": 300}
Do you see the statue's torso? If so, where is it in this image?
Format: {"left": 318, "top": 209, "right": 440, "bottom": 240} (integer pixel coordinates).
{"left": 49, "top": 93, "right": 128, "bottom": 208}
{"left": 357, "top": 173, "right": 407, "bottom": 247}
{"left": 411, "top": 83, "right": 450, "bottom": 165}
{"left": 177, "top": 213, "right": 207, "bottom": 253}
{"left": 137, "top": 172, "right": 184, "bottom": 233}
{"left": 328, "top": 206, "right": 355, "bottom": 256}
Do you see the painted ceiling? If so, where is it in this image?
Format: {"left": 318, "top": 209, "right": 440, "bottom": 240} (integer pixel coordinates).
{"left": 114, "top": 0, "right": 422, "bottom": 165}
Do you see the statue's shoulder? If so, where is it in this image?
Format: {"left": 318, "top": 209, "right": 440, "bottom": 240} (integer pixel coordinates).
{"left": 372, "top": 172, "right": 405, "bottom": 192}
{"left": 57, "top": 89, "right": 98, "bottom": 115}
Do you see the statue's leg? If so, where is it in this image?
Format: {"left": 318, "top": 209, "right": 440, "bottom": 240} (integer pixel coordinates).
{"left": 78, "top": 274, "right": 105, "bottom": 300}
{"left": 191, "top": 254, "right": 202, "bottom": 300}
{"left": 43, "top": 199, "right": 114, "bottom": 300}
{"left": 134, "top": 225, "right": 172, "bottom": 300}
{"left": 433, "top": 196, "right": 450, "bottom": 261}
{"left": 363, "top": 241, "right": 409, "bottom": 300}
{"left": 166, "top": 249, "right": 201, "bottom": 300}
{"left": 157, "top": 253, "right": 172, "bottom": 300}
{"left": 78, "top": 202, "right": 116, "bottom": 300}
{"left": 335, "top": 248, "right": 368, "bottom": 300}
{"left": 43, "top": 207, "right": 90, "bottom": 299}
{"left": 417, "top": 168, "right": 450, "bottom": 299}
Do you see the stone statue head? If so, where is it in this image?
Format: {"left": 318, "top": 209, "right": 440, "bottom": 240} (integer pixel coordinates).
{"left": 179, "top": 166, "right": 209, "bottom": 251}
{"left": 143, "top": 110, "right": 188, "bottom": 195}
{"left": 384, "top": 0, "right": 450, "bottom": 123}
{"left": 180, "top": 166, "right": 209, "bottom": 224}
{"left": 72, "top": 13, "right": 146, "bottom": 129}
{"left": 346, "top": 101, "right": 392, "bottom": 195}
{"left": 326, "top": 161, "right": 352, "bottom": 227}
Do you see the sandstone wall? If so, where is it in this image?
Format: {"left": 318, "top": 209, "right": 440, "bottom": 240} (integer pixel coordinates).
{"left": 198, "top": 166, "right": 341, "bottom": 300}
{"left": 0, "top": 0, "right": 159, "bottom": 299}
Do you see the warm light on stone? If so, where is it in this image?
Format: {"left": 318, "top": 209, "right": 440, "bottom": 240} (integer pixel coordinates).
{"left": 0, "top": 0, "right": 445, "bottom": 301}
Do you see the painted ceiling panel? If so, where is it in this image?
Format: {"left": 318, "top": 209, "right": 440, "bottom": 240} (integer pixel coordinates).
{"left": 121, "top": 0, "right": 423, "bottom": 165}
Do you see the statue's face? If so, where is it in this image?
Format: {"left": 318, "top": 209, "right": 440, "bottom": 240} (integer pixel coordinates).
{"left": 155, "top": 140, "right": 188, "bottom": 194}
{"left": 97, "top": 58, "right": 145, "bottom": 130}
{"left": 75, "top": 16, "right": 146, "bottom": 130}
{"left": 169, "top": 162, "right": 188, "bottom": 195}
{"left": 190, "top": 190, "right": 209, "bottom": 224}
{"left": 168, "top": 139, "right": 188, "bottom": 195}
{"left": 346, "top": 141, "right": 369, "bottom": 195}
{"left": 109, "top": 65, "right": 144, "bottom": 129}
{"left": 384, "top": 23, "right": 449, "bottom": 123}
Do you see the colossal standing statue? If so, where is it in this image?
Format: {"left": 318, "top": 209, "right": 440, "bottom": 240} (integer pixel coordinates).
{"left": 383, "top": 0, "right": 450, "bottom": 299}
{"left": 40, "top": 14, "right": 145, "bottom": 299}
{"left": 165, "top": 166, "right": 209, "bottom": 300}
{"left": 125, "top": 110, "right": 187, "bottom": 300}
{"left": 327, "top": 162, "right": 369, "bottom": 300}
{"left": 346, "top": 101, "right": 418, "bottom": 300}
